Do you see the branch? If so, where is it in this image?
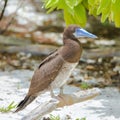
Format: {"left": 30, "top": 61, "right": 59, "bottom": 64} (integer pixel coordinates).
{"left": 22, "top": 88, "right": 100, "bottom": 120}
{"left": 0, "top": 0, "right": 8, "bottom": 21}
{"left": 0, "top": 0, "right": 25, "bottom": 34}
{"left": 0, "top": 17, "right": 14, "bottom": 34}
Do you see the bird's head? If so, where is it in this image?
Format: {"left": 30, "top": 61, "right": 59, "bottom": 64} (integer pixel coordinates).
{"left": 63, "top": 25, "right": 97, "bottom": 42}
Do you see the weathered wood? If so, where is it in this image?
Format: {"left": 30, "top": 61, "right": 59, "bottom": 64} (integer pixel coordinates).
{"left": 0, "top": 44, "right": 57, "bottom": 56}
{"left": 82, "top": 48, "right": 120, "bottom": 59}
{"left": 0, "top": 35, "right": 120, "bottom": 58}
{"left": 0, "top": 43, "right": 120, "bottom": 58}
{"left": 0, "top": 35, "right": 31, "bottom": 46}
{"left": 22, "top": 88, "right": 100, "bottom": 120}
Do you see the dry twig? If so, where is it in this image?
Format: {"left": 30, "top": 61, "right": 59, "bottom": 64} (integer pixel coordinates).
{"left": 0, "top": 0, "right": 8, "bottom": 21}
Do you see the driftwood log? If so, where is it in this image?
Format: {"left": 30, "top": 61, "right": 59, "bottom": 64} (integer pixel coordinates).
{"left": 0, "top": 35, "right": 120, "bottom": 58}
{"left": 22, "top": 88, "right": 100, "bottom": 120}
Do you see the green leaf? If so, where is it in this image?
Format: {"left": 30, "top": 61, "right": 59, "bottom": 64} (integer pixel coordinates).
{"left": 57, "top": 0, "right": 66, "bottom": 9}
{"left": 44, "top": 0, "right": 59, "bottom": 13}
{"left": 88, "top": 0, "right": 94, "bottom": 5}
{"left": 63, "top": 2, "right": 86, "bottom": 27}
{"left": 82, "top": 0, "right": 88, "bottom": 9}
{"left": 0, "top": 101, "right": 17, "bottom": 113}
{"left": 45, "top": 0, "right": 59, "bottom": 9}
{"left": 80, "top": 82, "right": 91, "bottom": 90}
{"left": 111, "top": 0, "right": 120, "bottom": 27}
{"left": 64, "top": 10, "right": 76, "bottom": 25}
{"left": 49, "top": 114, "right": 60, "bottom": 120}
{"left": 73, "top": 3, "right": 86, "bottom": 27}
{"left": 65, "top": 0, "right": 83, "bottom": 9}
{"left": 57, "top": 0, "right": 74, "bottom": 14}
{"left": 112, "top": 0, "right": 116, "bottom": 3}
{"left": 88, "top": 0, "right": 100, "bottom": 16}
{"left": 43, "top": 0, "right": 120, "bottom": 27}
{"left": 97, "top": 0, "right": 111, "bottom": 15}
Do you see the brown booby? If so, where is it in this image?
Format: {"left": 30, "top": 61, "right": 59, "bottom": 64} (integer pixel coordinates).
{"left": 15, "top": 25, "right": 97, "bottom": 112}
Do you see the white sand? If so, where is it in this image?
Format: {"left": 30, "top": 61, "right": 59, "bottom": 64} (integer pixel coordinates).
{"left": 0, "top": 70, "right": 120, "bottom": 120}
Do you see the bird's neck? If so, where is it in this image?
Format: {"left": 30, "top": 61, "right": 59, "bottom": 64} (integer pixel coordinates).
{"left": 60, "top": 39, "right": 82, "bottom": 63}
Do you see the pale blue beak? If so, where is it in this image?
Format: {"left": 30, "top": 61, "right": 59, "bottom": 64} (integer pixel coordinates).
{"left": 73, "top": 28, "right": 97, "bottom": 38}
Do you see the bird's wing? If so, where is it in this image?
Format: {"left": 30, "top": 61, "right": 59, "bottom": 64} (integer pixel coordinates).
{"left": 28, "top": 50, "right": 64, "bottom": 95}
{"left": 38, "top": 49, "right": 57, "bottom": 69}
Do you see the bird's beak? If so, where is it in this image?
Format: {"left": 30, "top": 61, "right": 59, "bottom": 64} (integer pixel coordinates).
{"left": 73, "top": 28, "right": 97, "bottom": 38}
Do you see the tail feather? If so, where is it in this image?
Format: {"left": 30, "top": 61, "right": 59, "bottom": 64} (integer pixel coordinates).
{"left": 14, "top": 95, "right": 36, "bottom": 112}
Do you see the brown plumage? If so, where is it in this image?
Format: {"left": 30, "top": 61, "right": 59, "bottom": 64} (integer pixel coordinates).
{"left": 15, "top": 25, "right": 97, "bottom": 112}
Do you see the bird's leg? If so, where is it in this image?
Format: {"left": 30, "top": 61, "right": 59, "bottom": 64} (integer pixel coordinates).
{"left": 50, "top": 89, "right": 55, "bottom": 98}
{"left": 60, "top": 86, "right": 64, "bottom": 95}
{"left": 49, "top": 86, "right": 56, "bottom": 98}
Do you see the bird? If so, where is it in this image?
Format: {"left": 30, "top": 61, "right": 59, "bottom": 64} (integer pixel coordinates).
{"left": 15, "top": 24, "right": 97, "bottom": 112}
